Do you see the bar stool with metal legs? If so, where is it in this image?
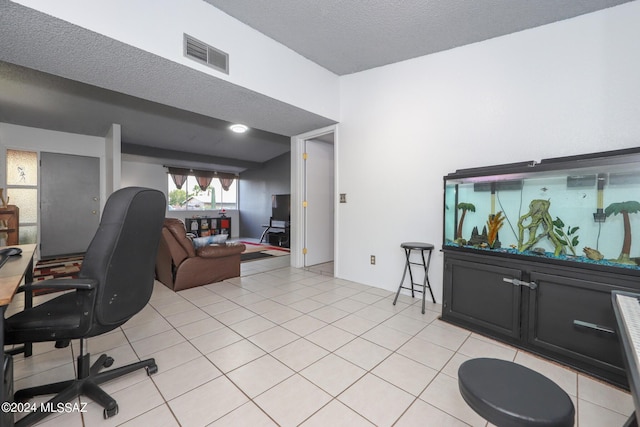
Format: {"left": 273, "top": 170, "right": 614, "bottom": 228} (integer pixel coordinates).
{"left": 392, "top": 242, "right": 435, "bottom": 314}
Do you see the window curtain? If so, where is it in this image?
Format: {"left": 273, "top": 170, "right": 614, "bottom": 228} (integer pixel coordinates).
{"left": 167, "top": 167, "right": 190, "bottom": 190}
{"left": 217, "top": 172, "right": 236, "bottom": 191}
{"left": 195, "top": 176, "right": 213, "bottom": 191}
{"left": 191, "top": 170, "right": 215, "bottom": 191}
{"left": 167, "top": 167, "right": 236, "bottom": 191}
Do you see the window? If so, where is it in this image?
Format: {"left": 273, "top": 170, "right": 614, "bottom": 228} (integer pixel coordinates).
{"left": 5, "top": 149, "right": 38, "bottom": 244}
{"left": 167, "top": 173, "right": 238, "bottom": 211}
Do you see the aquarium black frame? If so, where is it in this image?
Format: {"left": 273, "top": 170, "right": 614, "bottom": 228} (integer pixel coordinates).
{"left": 442, "top": 146, "right": 640, "bottom": 275}
{"left": 446, "top": 147, "right": 640, "bottom": 180}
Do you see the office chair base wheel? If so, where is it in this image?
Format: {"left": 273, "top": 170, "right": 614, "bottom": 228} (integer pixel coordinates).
{"left": 104, "top": 405, "right": 118, "bottom": 419}
{"left": 55, "top": 339, "right": 71, "bottom": 348}
{"left": 146, "top": 364, "right": 158, "bottom": 375}
{"left": 103, "top": 357, "right": 114, "bottom": 368}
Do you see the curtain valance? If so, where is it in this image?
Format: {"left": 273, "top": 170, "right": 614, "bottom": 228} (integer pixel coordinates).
{"left": 167, "top": 167, "right": 237, "bottom": 191}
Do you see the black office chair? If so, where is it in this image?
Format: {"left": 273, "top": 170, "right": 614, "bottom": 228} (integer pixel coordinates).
{"left": 4, "top": 187, "right": 166, "bottom": 426}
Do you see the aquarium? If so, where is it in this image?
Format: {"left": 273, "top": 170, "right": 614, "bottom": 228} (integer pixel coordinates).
{"left": 443, "top": 148, "right": 640, "bottom": 271}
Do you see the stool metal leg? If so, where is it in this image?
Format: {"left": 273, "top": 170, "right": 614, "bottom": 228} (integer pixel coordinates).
{"left": 420, "top": 249, "right": 426, "bottom": 314}
{"left": 393, "top": 248, "right": 411, "bottom": 306}
{"left": 394, "top": 245, "right": 435, "bottom": 313}
{"left": 405, "top": 249, "right": 416, "bottom": 297}
{"left": 419, "top": 249, "right": 435, "bottom": 314}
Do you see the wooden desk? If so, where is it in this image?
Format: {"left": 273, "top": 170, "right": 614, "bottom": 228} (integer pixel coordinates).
{"left": 0, "top": 244, "right": 36, "bottom": 424}
{"left": 0, "top": 244, "right": 36, "bottom": 306}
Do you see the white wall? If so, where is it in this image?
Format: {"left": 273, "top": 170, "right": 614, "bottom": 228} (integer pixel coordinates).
{"left": 13, "top": 0, "right": 340, "bottom": 121}
{"left": 337, "top": 2, "right": 640, "bottom": 302}
{"left": 105, "top": 124, "right": 121, "bottom": 194}
{"left": 121, "top": 160, "right": 167, "bottom": 195}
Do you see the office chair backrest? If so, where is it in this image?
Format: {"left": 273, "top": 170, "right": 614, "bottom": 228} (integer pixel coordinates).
{"left": 79, "top": 187, "right": 166, "bottom": 327}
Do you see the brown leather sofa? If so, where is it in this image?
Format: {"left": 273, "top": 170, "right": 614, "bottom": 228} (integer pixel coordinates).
{"left": 155, "top": 218, "right": 246, "bottom": 291}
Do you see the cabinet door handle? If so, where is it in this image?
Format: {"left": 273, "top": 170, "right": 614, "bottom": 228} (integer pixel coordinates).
{"left": 573, "top": 320, "right": 616, "bottom": 336}
{"left": 502, "top": 277, "right": 538, "bottom": 290}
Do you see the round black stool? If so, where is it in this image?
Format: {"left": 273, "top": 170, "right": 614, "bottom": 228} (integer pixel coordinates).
{"left": 458, "top": 358, "right": 575, "bottom": 427}
{"left": 392, "top": 242, "right": 435, "bottom": 314}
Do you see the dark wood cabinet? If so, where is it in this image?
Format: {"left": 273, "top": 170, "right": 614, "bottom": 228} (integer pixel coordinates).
{"left": 216, "top": 217, "right": 231, "bottom": 236}
{"left": 442, "top": 249, "right": 639, "bottom": 388}
{"left": 444, "top": 257, "right": 522, "bottom": 339}
{"left": 185, "top": 216, "right": 231, "bottom": 237}
{"left": 526, "top": 270, "right": 628, "bottom": 383}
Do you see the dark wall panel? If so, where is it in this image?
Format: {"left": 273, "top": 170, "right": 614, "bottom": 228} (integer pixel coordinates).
{"left": 239, "top": 152, "right": 290, "bottom": 239}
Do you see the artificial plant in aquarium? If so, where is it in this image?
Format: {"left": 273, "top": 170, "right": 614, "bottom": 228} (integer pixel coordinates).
{"left": 486, "top": 212, "right": 505, "bottom": 249}
{"left": 605, "top": 201, "right": 640, "bottom": 265}
{"left": 456, "top": 202, "right": 475, "bottom": 240}
{"left": 552, "top": 217, "right": 580, "bottom": 256}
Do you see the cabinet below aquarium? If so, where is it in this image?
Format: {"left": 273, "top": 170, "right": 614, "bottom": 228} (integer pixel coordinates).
{"left": 441, "top": 148, "right": 640, "bottom": 388}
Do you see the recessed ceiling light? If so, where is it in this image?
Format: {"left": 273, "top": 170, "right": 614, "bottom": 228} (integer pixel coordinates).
{"left": 229, "top": 124, "right": 249, "bottom": 134}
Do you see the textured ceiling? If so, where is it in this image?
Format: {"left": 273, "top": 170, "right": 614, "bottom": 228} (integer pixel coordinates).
{"left": 0, "top": 0, "right": 633, "bottom": 172}
{"left": 0, "top": 62, "right": 291, "bottom": 171}
{"left": 0, "top": 0, "right": 335, "bottom": 172}
{"left": 205, "top": 0, "right": 634, "bottom": 75}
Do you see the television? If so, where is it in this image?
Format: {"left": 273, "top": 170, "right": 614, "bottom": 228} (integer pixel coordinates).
{"left": 271, "top": 194, "right": 290, "bottom": 222}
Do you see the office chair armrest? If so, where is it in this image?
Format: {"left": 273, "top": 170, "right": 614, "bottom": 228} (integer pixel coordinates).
{"left": 18, "top": 278, "right": 98, "bottom": 293}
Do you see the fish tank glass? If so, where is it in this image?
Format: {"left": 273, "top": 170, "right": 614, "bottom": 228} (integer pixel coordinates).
{"left": 443, "top": 148, "right": 640, "bottom": 271}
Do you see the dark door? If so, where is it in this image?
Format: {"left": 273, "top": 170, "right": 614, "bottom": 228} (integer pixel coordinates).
{"left": 528, "top": 271, "right": 625, "bottom": 378}
{"left": 40, "top": 152, "right": 100, "bottom": 258}
{"left": 443, "top": 256, "right": 523, "bottom": 339}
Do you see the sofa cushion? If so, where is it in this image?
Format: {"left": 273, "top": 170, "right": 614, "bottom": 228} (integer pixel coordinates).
{"left": 156, "top": 218, "right": 247, "bottom": 292}
{"left": 197, "top": 242, "right": 245, "bottom": 258}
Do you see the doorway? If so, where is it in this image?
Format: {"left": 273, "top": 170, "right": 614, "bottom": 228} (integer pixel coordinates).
{"left": 304, "top": 137, "right": 334, "bottom": 267}
{"left": 40, "top": 152, "right": 100, "bottom": 258}
{"left": 291, "top": 125, "right": 337, "bottom": 273}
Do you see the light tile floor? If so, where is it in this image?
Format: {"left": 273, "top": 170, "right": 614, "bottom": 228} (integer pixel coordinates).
{"left": 5, "top": 255, "right": 633, "bottom": 426}
{"left": 305, "top": 262, "right": 334, "bottom": 277}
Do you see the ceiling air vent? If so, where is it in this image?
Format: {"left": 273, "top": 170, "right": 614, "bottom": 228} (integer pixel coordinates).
{"left": 184, "top": 34, "right": 229, "bottom": 74}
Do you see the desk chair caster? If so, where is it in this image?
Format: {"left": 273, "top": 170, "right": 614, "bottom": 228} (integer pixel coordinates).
{"left": 102, "top": 361, "right": 156, "bottom": 419}
{"left": 103, "top": 356, "right": 114, "bottom": 368}
{"left": 104, "top": 404, "right": 118, "bottom": 419}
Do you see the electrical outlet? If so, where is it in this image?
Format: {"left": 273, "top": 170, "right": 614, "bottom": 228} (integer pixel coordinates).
{"left": 370, "top": 255, "right": 376, "bottom": 265}
{"left": 340, "top": 193, "right": 347, "bottom": 203}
